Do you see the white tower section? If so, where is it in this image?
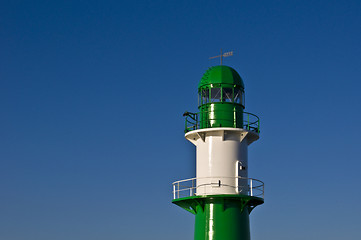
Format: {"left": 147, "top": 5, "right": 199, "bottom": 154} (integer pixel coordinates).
{"left": 185, "top": 127, "right": 259, "bottom": 195}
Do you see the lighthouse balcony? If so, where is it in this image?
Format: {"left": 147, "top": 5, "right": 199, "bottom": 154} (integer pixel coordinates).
{"left": 172, "top": 177, "right": 264, "bottom": 200}
{"left": 183, "top": 111, "right": 260, "bottom": 133}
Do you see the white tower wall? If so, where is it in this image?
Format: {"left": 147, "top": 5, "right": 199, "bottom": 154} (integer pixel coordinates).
{"left": 185, "top": 128, "right": 258, "bottom": 195}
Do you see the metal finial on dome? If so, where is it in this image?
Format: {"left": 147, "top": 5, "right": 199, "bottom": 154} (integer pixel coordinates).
{"left": 209, "top": 49, "right": 234, "bottom": 65}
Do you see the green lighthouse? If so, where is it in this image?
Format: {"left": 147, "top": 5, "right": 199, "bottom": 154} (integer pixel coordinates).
{"left": 173, "top": 65, "right": 263, "bottom": 240}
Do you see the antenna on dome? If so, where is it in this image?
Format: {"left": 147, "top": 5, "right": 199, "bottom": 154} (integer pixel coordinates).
{"left": 209, "top": 49, "right": 234, "bottom": 65}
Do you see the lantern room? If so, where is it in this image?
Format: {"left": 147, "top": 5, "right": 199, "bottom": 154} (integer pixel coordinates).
{"left": 198, "top": 65, "right": 245, "bottom": 129}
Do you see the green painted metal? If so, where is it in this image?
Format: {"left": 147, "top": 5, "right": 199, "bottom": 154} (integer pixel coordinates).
{"left": 199, "top": 104, "right": 244, "bottom": 129}
{"left": 172, "top": 195, "right": 263, "bottom": 240}
{"left": 198, "top": 65, "right": 244, "bottom": 89}
{"left": 194, "top": 200, "right": 250, "bottom": 240}
{"left": 198, "top": 66, "right": 246, "bottom": 130}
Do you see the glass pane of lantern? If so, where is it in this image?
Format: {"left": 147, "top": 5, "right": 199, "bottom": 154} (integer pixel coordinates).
{"left": 211, "top": 88, "right": 221, "bottom": 102}
{"left": 202, "top": 88, "right": 209, "bottom": 104}
{"left": 234, "top": 89, "right": 242, "bottom": 104}
{"left": 222, "top": 88, "right": 233, "bottom": 102}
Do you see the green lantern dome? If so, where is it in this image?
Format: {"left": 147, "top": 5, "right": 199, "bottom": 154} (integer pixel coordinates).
{"left": 198, "top": 65, "right": 245, "bottom": 89}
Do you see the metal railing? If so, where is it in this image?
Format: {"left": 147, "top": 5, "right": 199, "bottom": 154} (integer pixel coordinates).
{"left": 183, "top": 111, "right": 260, "bottom": 133}
{"left": 243, "top": 112, "right": 260, "bottom": 133}
{"left": 183, "top": 111, "right": 198, "bottom": 132}
{"left": 172, "top": 177, "right": 264, "bottom": 200}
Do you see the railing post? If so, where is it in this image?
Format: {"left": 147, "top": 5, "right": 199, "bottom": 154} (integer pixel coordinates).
{"left": 173, "top": 184, "right": 176, "bottom": 199}
{"left": 234, "top": 108, "right": 236, "bottom": 128}
{"left": 196, "top": 114, "right": 199, "bottom": 129}
{"left": 248, "top": 113, "right": 250, "bottom": 130}
{"left": 190, "top": 180, "right": 193, "bottom": 196}
{"left": 185, "top": 118, "right": 187, "bottom": 132}
{"left": 250, "top": 179, "right": 253, "bottom": 196}
{"left": 178, "top": 182, "right": 180, "bottom": 199}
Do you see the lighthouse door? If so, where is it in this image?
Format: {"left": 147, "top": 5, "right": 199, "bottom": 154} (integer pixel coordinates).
{"left": 236, "top": 161, "right": 248, "bottom": 194}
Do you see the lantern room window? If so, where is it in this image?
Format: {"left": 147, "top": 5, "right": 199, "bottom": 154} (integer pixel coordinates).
{"left": 222, "top": 88, "right": 233, "bottom": 102}
{"left": 234, "top": 89, "right": 245, "bottom": 106}
{"left": 199, "top": 86, "right": 244, "bottom": 106}
{"left": 210, "top": 88, "right": 221, "bottom": 102}
{"left": 201, "top": 88, "right": 209, "bottom": 105}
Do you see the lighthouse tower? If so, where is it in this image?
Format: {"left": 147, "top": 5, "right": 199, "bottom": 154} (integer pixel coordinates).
{"left": 172, "top": 65, "right": 264, "bottom": 240}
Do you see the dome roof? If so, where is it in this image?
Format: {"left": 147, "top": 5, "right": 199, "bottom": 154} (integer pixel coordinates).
{"left": 198, "top": 65, "right": 244, "bottom": 89}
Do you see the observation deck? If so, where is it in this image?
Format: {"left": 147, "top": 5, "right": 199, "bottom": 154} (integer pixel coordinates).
{"left": 183, "top": 111, "right": 260, "bottom": 133}
{"left": 172, "top": 177, "right": 264, "bottom": 200}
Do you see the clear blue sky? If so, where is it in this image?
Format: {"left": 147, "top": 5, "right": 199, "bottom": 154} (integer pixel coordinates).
{"left": 1, "top": 0, "right": 361, "bottom": 239}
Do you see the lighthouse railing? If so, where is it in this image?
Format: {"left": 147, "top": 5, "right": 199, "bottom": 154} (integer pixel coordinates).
{"left": 183, "top": 112, "right": 199, "bottom": 132}
{"left": 172, "top": 177, "right": 264, "bottom": 200}
{"left": 243, "top": 111, "right": 260, "bottom": 133}
{"left": 184, "top": 111, "right": 260, "bottom": 133}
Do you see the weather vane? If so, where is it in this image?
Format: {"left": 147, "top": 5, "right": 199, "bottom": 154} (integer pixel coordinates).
{"left": 209, "top": 49, "right": 234, "bottom": 65}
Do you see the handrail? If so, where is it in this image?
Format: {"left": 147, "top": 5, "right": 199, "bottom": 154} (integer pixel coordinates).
{"left": 172, "top": 176, "right": 264, "bottom": 200}
{"left": 183, "top": 112, "right": 199, "bottom": 132}
{"left": 184, "top": 111, "right": 260, "bottom": 133}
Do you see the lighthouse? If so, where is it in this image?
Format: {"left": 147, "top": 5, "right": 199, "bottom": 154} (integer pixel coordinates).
{"left": 172, "top": 65, "right": 264, "bottom": 240}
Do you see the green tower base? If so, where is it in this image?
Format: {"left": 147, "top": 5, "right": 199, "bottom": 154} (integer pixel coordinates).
{"left": 172, "top": 195, "right": 263, "bottom": 240}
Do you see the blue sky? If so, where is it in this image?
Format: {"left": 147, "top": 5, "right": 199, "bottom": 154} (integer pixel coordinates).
{"left": 1, "top": 0, "right": 361, "bottom": 239}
